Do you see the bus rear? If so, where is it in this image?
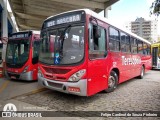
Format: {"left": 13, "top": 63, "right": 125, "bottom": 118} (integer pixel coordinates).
{"left": 5, "top": 31, "right": 40, "bottom": 81}
{"left": 152, "top": 42, "right": 160, "bottom": 69}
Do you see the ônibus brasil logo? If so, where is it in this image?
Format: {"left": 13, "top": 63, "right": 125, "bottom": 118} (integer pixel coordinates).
{"left": 2, "top": 103, "right": 17, "bottom": 117}
{"left": 1, "top": 103, "right": 42, "bottom": 117}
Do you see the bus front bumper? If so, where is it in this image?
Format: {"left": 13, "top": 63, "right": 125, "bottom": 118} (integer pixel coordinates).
{"left": 5, "top": 71, "right": 33, "bottom": 81}
{"left": 38, "top": 75, "right": 87, "bottom": 96}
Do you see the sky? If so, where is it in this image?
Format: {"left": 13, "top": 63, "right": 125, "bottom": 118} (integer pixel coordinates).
{"left": 99, "top": 0, "right": 160, "bottom": 34}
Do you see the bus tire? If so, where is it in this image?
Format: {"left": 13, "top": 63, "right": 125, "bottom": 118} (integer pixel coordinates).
{"left": 151, "top": 67, "right": 154, "bottom": 70}
{"left": 138, "top": 66, "right": 144, "bottom": 79}
{"left": 104, "top": 71, "right": 118, "bottom": 93}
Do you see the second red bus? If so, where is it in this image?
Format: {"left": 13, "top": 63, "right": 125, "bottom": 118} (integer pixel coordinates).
{"left": 5, "top": 31, "right": 40, "bottom": 81}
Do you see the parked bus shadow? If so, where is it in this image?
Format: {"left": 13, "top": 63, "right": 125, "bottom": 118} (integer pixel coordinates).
{"left": 37, "top": 77, "right": 138, "bottom": 105}
{"left": 9, "top": 78, "right": 37, "bottom": 83}
{"left": 21, "top": 89, "right": 102, "bottom": 111}
{"left": 15, "top": 73, "right": 152, "bottom": 111}
{"left": 99, "top": 76, "right": 145, "bottom": 95}
{"left": 47, "top": 89, "right": 100, "bottom": 100}
{"left": 20, "top": 78, "right": 140, "bottom": 111}
{"left": 151, "top": 69, "right": 160, "bottom": 71}
{"left": 35, "top": 74, "right": 148, "bottom": 100}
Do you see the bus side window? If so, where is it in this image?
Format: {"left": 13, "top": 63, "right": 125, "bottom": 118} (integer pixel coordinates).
{"left": 32, "top": 41, "right": 40, "bottom": 64}
{"left": 120, "top": 32, "right": 130, "bottom": 53}
{"left": 138, "top": 40, "right": 143, "bottom": 54}
{"left": 49, "top": 35, "right": 55, "bottom": 52}
{"left": 89, "top": 24, "right": 106, "bottom": 59}
{"left": 143, "top": 43, "right": 151, "bottom": 55}
{"left": 143, "top": 42, "right": 148, "bottom": 55}
{"left": 147, "top": 44, "right": 151, "bottom": 55}
{"left": 0, "top": 43, "right": 2, "bottom": 63}
{"left": 131, "top": 37, "right": 138, "bottom": 54}
{"left": 109, "top": 27, "right": 120, "bottom": 51}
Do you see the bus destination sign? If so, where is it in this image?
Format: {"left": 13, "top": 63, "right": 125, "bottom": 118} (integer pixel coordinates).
{"left": 46, "top": 14, "right": 82, "bottom": 27}
{"left": 10, "top": 33, "right": 29, "bottom": 39}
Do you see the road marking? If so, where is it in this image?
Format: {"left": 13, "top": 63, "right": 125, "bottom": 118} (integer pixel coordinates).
{"left": 0, "top": 80, "right": 10, "bottom": 93}
{"left": 10, "top": 87, "right": 47, "bottom": 99}
{"left": 27, "top": 88, "right": 47, "bottom": 95}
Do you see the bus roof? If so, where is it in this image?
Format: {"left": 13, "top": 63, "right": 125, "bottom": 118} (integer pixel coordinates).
{"left": 45, "top": 9, "right": 151, "bottom": 45}
{"left": 151, "top": 42, "right": 160, "bottom": 46}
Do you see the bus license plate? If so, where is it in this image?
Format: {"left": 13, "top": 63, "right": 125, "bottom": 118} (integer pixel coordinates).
{"left": 11, "top": 76, "right": 16, "bottom": 79}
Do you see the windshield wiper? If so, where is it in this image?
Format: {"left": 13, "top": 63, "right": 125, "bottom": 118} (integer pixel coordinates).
{"left": 55, "top": 25, "right": 71, "bottom": 64}
{"left": 58, "top": 24, "right": 71, "bottom": 51}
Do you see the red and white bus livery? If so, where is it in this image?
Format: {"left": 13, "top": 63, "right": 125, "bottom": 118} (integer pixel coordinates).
{"left": 5, "top": 31, "right": 40, "bottom": 81}
{"left": 38, "top": 9, "right": 152, "bottom": 96}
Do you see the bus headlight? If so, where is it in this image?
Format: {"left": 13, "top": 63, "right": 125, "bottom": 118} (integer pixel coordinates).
{"left": 68, "top": 69, "right": 86, "bottom": 82}
{"left": 38, "top": 67, "right": 44, "bottom": 77}
{"left": 23, "top": 66, "right": 29, "bottom": 73}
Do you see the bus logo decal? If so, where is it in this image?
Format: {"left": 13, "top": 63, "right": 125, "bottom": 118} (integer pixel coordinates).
{"left": 122, "top": 56, "right": 141, "bottom": 65}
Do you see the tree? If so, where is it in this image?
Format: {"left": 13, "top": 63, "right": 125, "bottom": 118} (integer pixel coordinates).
{"left": 150, "top": 0, "right": 160, "bottom": 16}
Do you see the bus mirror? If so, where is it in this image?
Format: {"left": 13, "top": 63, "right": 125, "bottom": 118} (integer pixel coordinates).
{"left": 104, "top": 51, "right": 107, "bottom": 57}
{"left": 98, "top": 28, "right": 101, "bottom": 38}
{"left": 89, "top": 16, "right": 101, "bottom": 38}
{"left": 89, "top": 17, "right": 93, "bottom": 21}
{"left": 50, "top": 35, "right": 55, "bottom": 52}
{"left": 0, "top": 59, "right": 2, "bottom": 64}
{"left": 95, "top": 26, "right": 101, "bottom": 38}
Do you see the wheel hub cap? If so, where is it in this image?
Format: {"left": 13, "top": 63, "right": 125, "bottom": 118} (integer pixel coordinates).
{"left": 108, "top": 76, "right": 115, "bottom": 88}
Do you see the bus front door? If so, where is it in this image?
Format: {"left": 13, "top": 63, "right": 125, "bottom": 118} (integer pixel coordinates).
{"left": 152, "top": 47, "right": 158, "bottom": 67}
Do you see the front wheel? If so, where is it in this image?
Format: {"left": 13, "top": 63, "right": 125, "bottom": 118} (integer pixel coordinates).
{"left": 104, "top": 71, "right": 118, "bottom": 93}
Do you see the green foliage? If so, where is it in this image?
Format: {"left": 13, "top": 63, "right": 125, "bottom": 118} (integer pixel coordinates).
{"left": 150, "top": 0, "right": 160, "bottom": 16}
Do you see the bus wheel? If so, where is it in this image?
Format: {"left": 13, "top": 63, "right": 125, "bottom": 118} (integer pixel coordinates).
{"left": 105, "top": 71, "right": 118, "bottom": 93}
{"left": 138, "top": 66, "right": 144, "bottom": 79}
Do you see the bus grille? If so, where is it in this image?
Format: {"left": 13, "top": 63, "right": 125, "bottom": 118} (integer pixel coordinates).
{"left": 45, "top": 74, "right": 66, "bottom": 81}
{"left": 42, "top": 67, "right": 71, "bottom": 74}
{"left": 47, "top": 81, "right": 63, "bottom": 88}
{"left": 8, "top": 73, "right": 20, "bottom": 79}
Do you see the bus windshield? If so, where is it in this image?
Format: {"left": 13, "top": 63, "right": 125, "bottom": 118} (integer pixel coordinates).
{"left": 6, "top": 39, "right": 30, "bottom": 68}
{"left": 39, "top": 25, "right": 84, "bottom": 65}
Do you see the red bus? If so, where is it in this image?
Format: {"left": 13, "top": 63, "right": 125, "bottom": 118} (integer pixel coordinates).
{"left": 38, "top": 9, "right": 152, "bottom": 96}
{"left": 5, "top": 31, "right": 40, "bottom": 81}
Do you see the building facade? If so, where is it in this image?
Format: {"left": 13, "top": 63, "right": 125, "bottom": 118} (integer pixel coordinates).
{"left": 125, "top": 17, "right": 158, "bottom": 43}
